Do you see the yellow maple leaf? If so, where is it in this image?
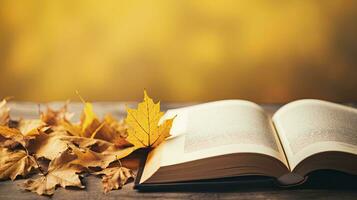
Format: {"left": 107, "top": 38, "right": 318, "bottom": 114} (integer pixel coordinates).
{"left": 81, "top": 102, "right": 96, "bottom": 133}
{"left": 125, "top": 90, "right": 175, "bottom": 148}
{"left": 79, "top": 96, "right": 103, "bottom": 138}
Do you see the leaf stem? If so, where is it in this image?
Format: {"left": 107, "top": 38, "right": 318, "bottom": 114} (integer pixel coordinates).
{"left": 32, "top": 155, "right": 47, "bottom": 176}
{"left": 76, "top": 90, "right": 86, "bottom": 103}
{"left": 115, "top": 155, "right": 122, "bottom": 168}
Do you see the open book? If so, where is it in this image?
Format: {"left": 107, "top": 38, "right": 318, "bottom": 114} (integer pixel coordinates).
{"left": 135, "top": 99, "right": 357, "bottom": 188}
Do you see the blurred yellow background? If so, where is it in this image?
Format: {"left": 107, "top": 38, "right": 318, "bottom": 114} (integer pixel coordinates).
{"left": 0, "top": 0, "right": 356, "bottom": 103}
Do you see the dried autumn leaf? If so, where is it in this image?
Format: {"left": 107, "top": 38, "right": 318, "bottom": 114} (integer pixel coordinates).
{"left": 60, "top": 135, "right": 118, "bottom": 153}
{"left": 100, "top": 145, "right": 137, "bottom": 165}
{"left": 94, "top": 114, "right": 132, "bottom": 148}
{"left": 125, "top": 91, "right": 175, "bottom": 148}
{"left": 103, "top": 114, "right": 127, "bottom": 138}
{"left": 0, "top": 119, "right": 48, "bottom": 149}
{"left": 0, "top": 99, "right": 10, "bottom": 126}
{"left": 0, "top": 147, "right": 37, "bottom": 180}
{"left": 21, "top": 149, "right": 84, "bottom": 196}
{"left": 93, "top": 166, "right": 134, "bottom": 193}
{"left": 27, "top": 130, "right": 70, "bottom": 160}
{"left": 41, "top": 103, "right": 73, "bottom": 126}
{"left": 18, "top": 119, "right": 46, "bottom": 137}
{"left": 60, "top": 120, "right": 82, "bottom": 136}
{"left": 69, "top": 145, "right": 136, "bottom": 169}
{"left": 69, "top": 145, "right": 111, "bottom": 168}
{"left": 0, "top": 126, "right": 29, "bottom": 148}
{"left": 28, "top": 130, "right": 128, "bottom": 161}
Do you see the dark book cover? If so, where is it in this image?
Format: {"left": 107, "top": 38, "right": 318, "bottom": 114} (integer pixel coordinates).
{"left": 134, "top": 150, "right": 357, "bottom": 191}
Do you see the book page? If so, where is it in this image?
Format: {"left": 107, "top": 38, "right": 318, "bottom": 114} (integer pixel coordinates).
{"left": 158, "top": 100, "right": 288, "bottom": 168}
{"left": 273, "top": 99, "right": 357, "bottom": 169}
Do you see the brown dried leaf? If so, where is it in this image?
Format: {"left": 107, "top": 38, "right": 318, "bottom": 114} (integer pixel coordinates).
{"left": 29, "top": 129, "right": 133, "bottom": 162}
{"left": 69, "top": 145, "right": 111, "bottom": 168}
{"left": 0, "top": 126, "right": 28, "bottom": 148}
{"left": 93, "top": 166, "right": 134, "bottom": 193}
{"left": 100, "top": 144, "right": 137, "bottom": 160}
{"left": 18, "top": 119, "right": 46, "bottom": 137}
{"left": 21, "top": 149, "right": 84, "bottom": 196}
{"left": 60, "top": 120, "right": 82, "bottom": 136}
{"left": 27, "top": 131, "right": 70, "bottom": 160}
{"left": 41, "top": 103, "right": 73, "bottom": 126}
{"left": 70, "top": 144, "right": 136, "bottom": 169}
{"left": 0, "top": 147, "right": 37, "bottom": 180}
{"left": 94, "top": 114, "right": 132, "bottom": 148}
{"left": 60, "top": 136, "right": 115, "bottom": 153}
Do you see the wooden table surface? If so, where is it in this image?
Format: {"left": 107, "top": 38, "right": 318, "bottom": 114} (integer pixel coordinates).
{"left": 0, "top": 102, "right": 356, "bottom": 200}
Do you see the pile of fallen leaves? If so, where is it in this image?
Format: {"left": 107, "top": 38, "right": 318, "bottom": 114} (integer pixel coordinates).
{"left": 0, "top": 91, "right": 174, "bottom": 196}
